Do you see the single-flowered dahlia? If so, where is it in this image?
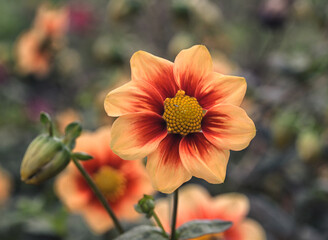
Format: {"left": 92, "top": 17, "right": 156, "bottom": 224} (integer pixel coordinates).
{"left": 55, "top": 126, "right": 153, "bottom": 234}
{"left": 156, "top": 185, "right": 266, "bottom": 240}
{"left": 104, "top": 45, "right": 255, "bottom": 193}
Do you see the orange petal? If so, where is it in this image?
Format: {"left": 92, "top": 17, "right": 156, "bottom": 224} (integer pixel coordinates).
{"left": 155, "top": 184, "right": 211, "bottom": 232}
{"left": 0, "top": 168, "right": 11, "bottom": 206}
{"left": 202, "top": 104, "right": 256, "bottom": 151}
{"left": 238, "top": 219, "right": 266, "bottom": 240}
{"left": 180, "top": 133, "right": 229, "bottom": 184}
{"left": 81, "top": 204, "right": 113, "bottom": 234}
{"left": 174, "top": 184, "right": 213, "bottom": 227}
{"left": 212, "top": 193, "right": 250, "bottom": 224}
{"left": 154, "top": 198, "right": 170, "bottom": 231}
{"left": 111, "top": 112, "right": 167, "bottom": 160}
{"left": 195, "top": 72, "right": 247, "bottom": 109}
{"left": 131, "top": 50, "right": 178, "bottom": 99}
{"left": 104, "top": 81, "right": 164, "bottom": 117}
{"left": 174, "top": 45, "right": 213, "bottom": 97}
{"left": 54, "top": 165, "right": 91, "bottom": 211}
{"left": 147, "top": 134, "right": 191, "bottom": 193}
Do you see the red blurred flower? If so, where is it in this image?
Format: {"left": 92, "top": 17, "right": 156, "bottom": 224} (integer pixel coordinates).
{"left": 156, "top": 185, "right": 266, "bottom": 240}
{"left": 104, "top": 45, "right": 255, "bottom": 193}
{"left": 68, "top": 3, "right": 94, "bottom": 34}
{"left": 55, "top": 126, "right": 153, "bottom": 234}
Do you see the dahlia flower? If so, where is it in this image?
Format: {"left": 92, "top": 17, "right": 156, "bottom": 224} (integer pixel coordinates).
{"left": 104, "top": 45, "right": 255, "bottom": 193}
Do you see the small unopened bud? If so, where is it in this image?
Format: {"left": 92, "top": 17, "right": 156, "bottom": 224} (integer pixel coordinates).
{"left": 21, "top": 134, "right": 70, "bottom": 184}
{"left": 135, "top": 194, "right": 155, "bottom": 218}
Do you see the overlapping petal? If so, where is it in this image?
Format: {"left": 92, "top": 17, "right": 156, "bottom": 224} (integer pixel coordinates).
{"left": 55, "top": 164, "right": 92, "bottom": 211}
{"left": 147, "top": 134, "right": 191, "bottom": 193}
{"left": 104, "top": 81, "right": 164, "bottom": 116}
{"left": 195, "top": 72, "right": 247, "bottom": 109}
{"left": 238, "top": 219, "right": 267, "bottom": 240}
{"left": 111, "top": 112, "right": 167, "bottom": 160}
{"left": 180, "top": 133, "right": 229, "bottom": 184}
{"left": 131, "top": 50, "right": 178, "bottom": 99}
{"left": 174, "top": 45, "right": 213, "bottom": 97}
{"left": 202, "top": 104, "right": 256, "bottom": 151}
{"left": 212, "top": 193, "right": 250, "bottom": 224}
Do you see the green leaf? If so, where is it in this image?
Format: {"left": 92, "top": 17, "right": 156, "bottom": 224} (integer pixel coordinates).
{"left": 40, "top": 112, "right": 52, "bottom": 125}
{"left": 71, "top": 152, "right": 93, "bottom": 161}
{"left": 65, "top": 122, "right": 82, "bottom": 138}
{"left": 40, "top": 112, "right": 54, "bottom": 136}
{"left": 114, "top": 226, "right": 168, "bottom": 240}
{"left": 63, "top": 122, "right": 82, "bottom": 150}
{"left": 177, "top": 219, "right": 232, "bottom": 240}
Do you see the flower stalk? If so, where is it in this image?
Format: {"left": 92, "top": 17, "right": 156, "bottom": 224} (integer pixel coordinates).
{"left": 170, "top": 189, "right": 179, "bottom": 240}
{"left": 71, "top": 156, "right": 124, "bottom": 234}
{"left": 153, "top": 211, "right": 168, "bottom": 237}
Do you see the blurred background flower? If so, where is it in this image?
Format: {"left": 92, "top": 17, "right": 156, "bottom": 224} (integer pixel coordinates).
{"left": 156, "top": 184, "right": 266, "bottom": 240}
{"left": 55, "top": 126, "right": 153, "bottom": 234}
{"left": 0, "top": 167, "right": 12, "bottom": 207}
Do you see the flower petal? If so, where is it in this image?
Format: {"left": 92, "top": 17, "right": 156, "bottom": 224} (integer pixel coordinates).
{"left": 155, "top": 184, "right": 211, "bottom": 232}
{"left": 111, "top": 112, "right": 167, "bottom": 160}
{"left": 174, "top": 45, "right": 213, "bottom": 97}
{"left": 238, "top": 219, "right": 267, "bottom": 240}
{"left": 81, "top": 204, "right": 113, "bottom": 234}
{"left": 104, "top": 81, "right": 164, "bottom": 117}
{"left": 180, "top": 133, "right": 229, "bottom": 184}
{"left": 212, "top": 193, "right": 250, "bottom": 224}
{"left": 195, "top": 72, "right": 247, "bottom": 109}
{"left": 202, "top": 104, "right": 256, "bottom": 151}
{"left": 54, "top": 164, "right": 92, "bottom": 211}
{"left": 131, "top": 50, "right": 178, "bottom": 99}
{"left": 147, "top": 134, "right": 191, "bottom": 194}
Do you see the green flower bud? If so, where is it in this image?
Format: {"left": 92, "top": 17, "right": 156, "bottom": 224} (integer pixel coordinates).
{"left": 21, "top": 134, "right": 71, "bottom": 184}
{"left": 135, "top": 195, "right": 155, "bottom": 218}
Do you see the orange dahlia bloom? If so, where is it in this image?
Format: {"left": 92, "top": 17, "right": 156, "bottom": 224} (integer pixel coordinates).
{"left": 156, "top": 185, "right": 266, "bottom": 240}
{"left": 16, "top": 30, "right": 51, "bottom": 76}
{"left": 33, "top": 4, "right": 68, "bottom": 40}
{"left": 104, "top": 45, "right": 255, "bottom": 193}
{"left": 55, "top": 126, "right": 153, "bottom": 234}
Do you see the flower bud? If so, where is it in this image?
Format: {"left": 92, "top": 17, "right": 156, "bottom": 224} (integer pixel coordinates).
{"left": 21, "top": 134, "right": 70, "bottom": 184}
{"left": 135, "top": 194, "right": 155, "bottom": 218}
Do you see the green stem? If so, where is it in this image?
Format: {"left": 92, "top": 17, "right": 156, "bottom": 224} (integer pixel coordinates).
{"left": 170, "top": 189, "right": 179, "bottom": 240}
{"left": 72, "top": 157, "right": 124, "bottom": 234}
{"left": 153, "top": 211, "right": 169, "bottom": 238}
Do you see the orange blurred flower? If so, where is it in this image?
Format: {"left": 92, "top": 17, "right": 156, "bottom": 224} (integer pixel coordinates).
{"left": 156, "top": 185, "right": 266, "bottom": 240}
{"left": 0, "top": 167, "right": 12, "bottom": 206}
{"left": 16, "top": 30, "right": 51, "bottom": 76}
{"left": 104, "top": 45, "right": 255, "bottom": 193}
{"left": 33, "top": 4, "right": 68, "bottom": 40}
{"left": 55, "top": 126, "right": 153, "bottom": 234}
{"left": 15, "top": 4, "right": 68, "bottom": 77}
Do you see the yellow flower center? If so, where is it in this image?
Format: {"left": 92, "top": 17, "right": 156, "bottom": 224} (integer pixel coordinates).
{"left": 93, "top": 166, "right": 126, "bottom": 201}
{"left": 163, "top": 90, "right": 203, "bottom": 136}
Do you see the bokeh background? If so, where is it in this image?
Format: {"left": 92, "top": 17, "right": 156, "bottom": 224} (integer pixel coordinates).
{"left": 1, "top": 0, "right": 328, "bottom": 239}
